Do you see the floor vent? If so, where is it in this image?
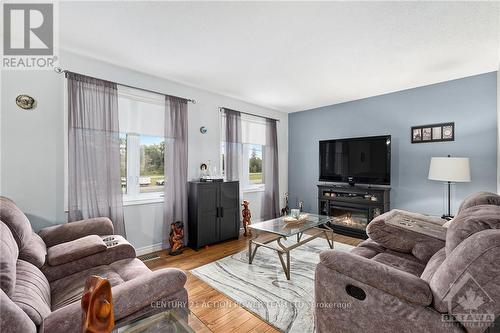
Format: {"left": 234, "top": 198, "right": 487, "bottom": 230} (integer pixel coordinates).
{"left": 139, "top": 253, "right": 161, "bottom": 262}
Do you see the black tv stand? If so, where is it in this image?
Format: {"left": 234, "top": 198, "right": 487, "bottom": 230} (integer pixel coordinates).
{"left": 318, "top": 184, "right": 390, "bottom": 239}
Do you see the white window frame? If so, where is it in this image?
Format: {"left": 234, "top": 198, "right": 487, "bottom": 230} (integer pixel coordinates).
{"left": 220, "top": 141, "right": 225, "bottom": 178}
{"left": 64, "top": 79, "right": 69, "bottom": 211}
{"left": 121, "top": 134, "right": 165, "bottom": 205}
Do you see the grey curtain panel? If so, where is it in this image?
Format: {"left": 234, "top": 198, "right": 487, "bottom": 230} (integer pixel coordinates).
{"left": 222, "top": 108, "right": 242, "bottom": 181}
{"left": 67, "top": 72, "right": 126, "bottom": 237}
{"left": 262, "top": 118, "right": 280, "bottom": 220}
{"left": 163, "top": 96, "right": 188, "bottom": 247}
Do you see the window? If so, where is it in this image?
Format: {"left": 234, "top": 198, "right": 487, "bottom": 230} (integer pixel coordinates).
{"left": 120, "top": 133, "right": 127, "bottom": 194}
{"left": 118, "top": 86, "right": 165, "bottom": 202}
{"left": 221, "top": 113, "right": 266, "bottom": 191}
{"left": 248, "top": 144, "right": 263, "bottom": 184}
{"left": 139, "top": 135, "right": 165, "bottom": 193}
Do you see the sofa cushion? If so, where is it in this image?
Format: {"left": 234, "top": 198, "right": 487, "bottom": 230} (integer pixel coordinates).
{"left": 0, "top": 197, "right": 33, "bottom": 249}
{"left": 446, "top": 205, "right": 500, "bottom": 256}
{"left": 0, "top": 290, "right": 36, "bottom": 333}
{"left": 50, "top": 258, "right": 150, "bottom": 311}
{"left": 411, "top": 240, "right": 445, "bottom": 263}
{"left": 353, "top": 238, "right": 427, "bottom": 276}
{"left": 429, "top": 230, "right": 500, "bottom": 317}
{"left": 11, "top": 260, "right": 51, "bottom": 326}
{"left": 108, "top": 257, "right": 152, "bottom": 281}
{"left": 0, "top": 222, "right": 19, "bottom": 296}
{"left": 420, "top": 247, "right": 446, "bottom": 283}
{"left": 18, "top": 233, "right": 46, "bottom": 268}
{"left": 372, "top": 250, "right": 426, "bottom": 276}
{"left": 47, "top": 235, "right": 107, "bottom": 266}
{"left": 350, "top": 238, "right": 386, "bottom": 259}
{"left": 458, "top": 191, "right": 500, "bottom": 213}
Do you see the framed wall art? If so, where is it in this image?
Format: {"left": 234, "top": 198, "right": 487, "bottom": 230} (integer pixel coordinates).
{"left": 411, "top": 122, "right": 454, "bottom": 144}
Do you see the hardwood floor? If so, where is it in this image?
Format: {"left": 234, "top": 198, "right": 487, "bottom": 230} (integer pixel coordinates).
{"left": 144, "top": 231, "right": 362, "bottom": 332}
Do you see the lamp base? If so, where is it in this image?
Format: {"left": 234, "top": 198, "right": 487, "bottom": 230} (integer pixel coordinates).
{"left": 441, "top": 214, "right": 454, "bottom": 221}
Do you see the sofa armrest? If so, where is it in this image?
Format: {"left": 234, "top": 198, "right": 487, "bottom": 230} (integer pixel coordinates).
{"left": 46, "top": 235, "right": 107, "bottom": 266}
{"left": 42, "top": 236, "right": 136, "bottom": 282}
{"left": 41, "top": 268, "right": 187, "bottom": 333}
{"left": 319, "top": 250, "right": 432, "bottom": 306}
{"left": 112, "top": 268, "right": 187, "bottom": 319}
{"left": 38, "top": 218, "right": 114, "bottom": 247}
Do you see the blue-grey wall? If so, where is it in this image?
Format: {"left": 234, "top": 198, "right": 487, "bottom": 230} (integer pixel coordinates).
{"left": 288, "top": 72, "right": 498, "bottom": 216}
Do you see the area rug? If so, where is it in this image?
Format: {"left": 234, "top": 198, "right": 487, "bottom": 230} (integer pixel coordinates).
{"left": 191, "top": 238, "right": 354, "bottom": 333}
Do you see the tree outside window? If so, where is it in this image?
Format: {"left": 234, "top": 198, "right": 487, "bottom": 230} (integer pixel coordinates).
{"left": 139, "top": 136, "right": 165, "bottom": 193}
{"left": 249, "top": 144, "right": 263, "bottom": 184}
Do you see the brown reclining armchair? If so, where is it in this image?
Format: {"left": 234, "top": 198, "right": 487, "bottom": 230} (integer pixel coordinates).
{"left": 0, "top": 196, "right": 188, "bottom": 333}
{"left": 315, "top": 192, "right": 500, "bottom": 333}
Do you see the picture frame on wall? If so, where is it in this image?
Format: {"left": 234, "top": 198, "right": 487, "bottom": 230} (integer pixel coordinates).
{"left": 442, "top": 125, "right": 454, "bottom": 139}
{"left": 432, "top": 126, "right": 442, "bottom": 140}
{"left": 422, "top": 128, "right": 432, "bottom": 141}
{"left": 411, "top": 122, "right": 454, "bottom": 144}
{"left": 412, "top": 128, "right": 422, "bottom": 142}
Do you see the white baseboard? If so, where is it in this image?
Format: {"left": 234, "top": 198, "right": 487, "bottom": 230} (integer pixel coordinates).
{"left": 136, "top": 243, "right": 164, "bottom": 256}
{"left": 136, "top": 230, "right": 248, "bottom": 256}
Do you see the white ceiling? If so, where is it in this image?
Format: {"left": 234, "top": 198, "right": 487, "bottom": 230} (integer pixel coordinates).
{"left": 60, "top": 1, "right": 500, "bottom": 113}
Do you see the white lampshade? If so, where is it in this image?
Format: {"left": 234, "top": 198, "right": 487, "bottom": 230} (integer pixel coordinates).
{"left": 428, "top": 157, "right": 471, "bottom": 182}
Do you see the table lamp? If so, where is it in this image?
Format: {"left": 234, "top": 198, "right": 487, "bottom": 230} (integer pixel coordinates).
{"left": 428, "top": 155, "right": 470, "bottom": 220}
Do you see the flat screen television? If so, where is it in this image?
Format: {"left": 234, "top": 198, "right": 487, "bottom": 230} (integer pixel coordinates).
{"left": 319, "top": 135, "right": 391, "bottom": 185}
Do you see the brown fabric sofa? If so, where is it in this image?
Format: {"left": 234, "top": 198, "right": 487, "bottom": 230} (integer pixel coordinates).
{"left": 0, "top": 197, "right": 188, "bottom": 333}
{"left": 315, "top": 192, "right": 500, "bottom": 333}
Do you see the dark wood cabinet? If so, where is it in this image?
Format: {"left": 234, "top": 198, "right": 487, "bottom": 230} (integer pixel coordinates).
{"left": 188, "top": 181, "right": 240, "bottom": 249}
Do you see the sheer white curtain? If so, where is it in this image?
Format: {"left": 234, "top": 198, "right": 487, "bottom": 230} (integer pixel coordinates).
{"left": 67, "top": 72, "right": 126, "bottom": 236}
{"left": 262, "top": 118, "right": 280, "bottom": 219}
{"left": 222, "top": 109, "right": 280, "bottom": 220}
{"left": 163, "top": 96, "right": 188, "bottom": 246}
{"left": 222, "top": 108, "right": 242, "bottom": 181}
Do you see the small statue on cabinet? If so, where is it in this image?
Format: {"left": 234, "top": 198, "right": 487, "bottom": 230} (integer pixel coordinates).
{"left": 241, "top": 200, "right": 252, "bottom": 237}
{"left": 169, "top": 221, "right": 185, "bottom": 256}
{"left": 299, "top": 201, "right": 304, "bottom": 212}
{"left": 281, "top": 192, "right": 290, "bottom": 216}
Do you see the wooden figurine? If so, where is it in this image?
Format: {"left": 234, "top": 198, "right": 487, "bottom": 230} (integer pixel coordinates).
{"left": 281, "top": 192, "right": 290, "bottom": 216}
{"left": 81, "top": 276, "right": 114, "bottom": 333}
{"left": 169, "top": 221, "right": 185, "bottom": 256}
{"left": 242, "top": 200, "right": 252, "bottom": 237}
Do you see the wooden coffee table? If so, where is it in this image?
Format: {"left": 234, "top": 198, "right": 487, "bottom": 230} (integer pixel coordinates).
{"left": 248, "top": 213, "right": 334, "bottom": 280}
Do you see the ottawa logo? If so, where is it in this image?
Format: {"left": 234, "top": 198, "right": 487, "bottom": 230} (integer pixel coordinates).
{"left": 442, "top": 272, "right": 495, "bottom": 329}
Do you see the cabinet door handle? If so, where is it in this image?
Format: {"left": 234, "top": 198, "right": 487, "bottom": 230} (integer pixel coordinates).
{"left": 216, "top": 207, "right": 220, "bottom": 217}
{"left": 220, "top": 207, "right": 224, "bottom": 217}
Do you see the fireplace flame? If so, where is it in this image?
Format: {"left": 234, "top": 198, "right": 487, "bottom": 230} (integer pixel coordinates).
{"left": 333, "top": 212, "right": 366, "bottom": 230}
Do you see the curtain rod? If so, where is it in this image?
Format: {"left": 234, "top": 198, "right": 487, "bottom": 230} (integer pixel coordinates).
{"left": 54, "top": 67, "right": 196, "bottom": 104}
{"left": 219, "top": 107, "right": 280, "bottom": 122}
